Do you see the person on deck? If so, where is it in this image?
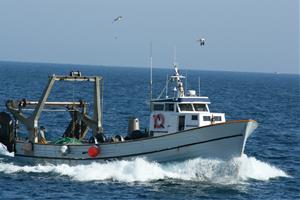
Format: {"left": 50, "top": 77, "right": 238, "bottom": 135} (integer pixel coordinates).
{"left": 39, "top": 126, "right": 47, "bottom": 144}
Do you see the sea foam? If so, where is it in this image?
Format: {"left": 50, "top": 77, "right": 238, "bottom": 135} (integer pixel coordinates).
{"left": 0, "top": 142, "right": 289, "bottom": 183}
{"left": 0, "top": 143, "right": 14, "bottom": 157}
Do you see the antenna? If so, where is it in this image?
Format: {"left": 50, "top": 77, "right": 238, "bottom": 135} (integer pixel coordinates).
{"left": 198, "top": 77, "right": 201, "bottom": 96}
{"left": 165, "top": 74, "right": 168, "bottom": 98}
{"left": 173, "top": 46, "right": 177, "bottom": 65}
{"left": 185, "top": 72, "right": 188, "bottom": 95}
{"left": 150, "top": 42, "right": 153, "bottom": 102}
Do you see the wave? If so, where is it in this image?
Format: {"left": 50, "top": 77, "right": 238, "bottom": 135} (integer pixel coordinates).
{"left": 0, "top": 143, "right": 14, "bottom": 157}
{"left": 0, "top": 143, "right": 289, "bottom": 184}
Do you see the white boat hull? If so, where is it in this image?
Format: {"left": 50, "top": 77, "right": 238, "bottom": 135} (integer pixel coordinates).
{"left": 13, "top": 120, "right": 258, "bottom": 165}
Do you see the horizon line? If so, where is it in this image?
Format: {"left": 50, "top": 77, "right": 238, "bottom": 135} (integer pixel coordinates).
{"left": 0, "top": 59, "right": 298, "bottom": 76}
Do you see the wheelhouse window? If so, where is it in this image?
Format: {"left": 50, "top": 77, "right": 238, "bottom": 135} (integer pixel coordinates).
{"left": 191, "top": 115, "right": 198, "bottom": 120}
{"left": 165, "top": 103, "right": 174, "bottom": 111}
{"left": 203, "top": 116, "right": 211, "bottom": 121}
{"left": 179, "top": 104, "right": 193, "bottom": 111}
{"left": 152, "top": 104, "right": 164, "bottom": 111}
{"left": 193, "top": 104, "right": 208, "bottom": 111}
{"left": 213, "top": 116, "right": 222, "bottom": 121}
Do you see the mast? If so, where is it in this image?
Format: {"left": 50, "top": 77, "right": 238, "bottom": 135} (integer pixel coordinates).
{"left": 171, "top": 63, "right": 185, "bottom": 98}
{"left": 156, "top": 48, "right": 187, "bottom": 99}
{"left": 165, "top": 74, "right": 168, "bottom": 98}
{"left": 173, "top": 46, "right": 177, "bottom": 65}
{"left": 150, "top": 42, "right": 153, "bottom": 103}
{"left": 198, "top": 77, "right": 201, "bottom": 96}
{"left": 185, "top": 72, "right": 188, "bottom": 94}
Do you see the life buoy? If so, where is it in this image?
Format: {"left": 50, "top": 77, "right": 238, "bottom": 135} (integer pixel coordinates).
{"left": 153, "top": 114, "right": 165, "bottom": 129}
{"left": 60, "top": 145, "right": 69, "bottom": 155}
{"left": 88, "top": 145, "right": 101, "bottom": 158}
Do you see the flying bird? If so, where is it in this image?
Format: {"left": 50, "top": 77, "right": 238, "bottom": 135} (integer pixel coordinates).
{"left": 113, "top": 16, "right": 123, "bottom": 23}
{"left": 197, "top": 38, "right": 205, "bottom": 46}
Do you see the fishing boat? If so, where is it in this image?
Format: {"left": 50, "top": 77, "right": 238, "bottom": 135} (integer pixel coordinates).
{"left": 0, "top": 65, "right": 258, "bottom": 165}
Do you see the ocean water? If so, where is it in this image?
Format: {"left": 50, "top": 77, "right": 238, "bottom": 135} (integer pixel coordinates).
{"left": 0, "top": 61, "right": 299, "bottom": 199}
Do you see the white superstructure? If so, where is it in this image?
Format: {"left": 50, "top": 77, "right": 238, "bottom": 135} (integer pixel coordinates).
{"left": 150, "top": 64, "right": 225, "bottom": 136}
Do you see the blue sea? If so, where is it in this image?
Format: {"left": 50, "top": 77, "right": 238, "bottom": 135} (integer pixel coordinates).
{"left": 0, "top": 61, "right": 299, "bottom": 199}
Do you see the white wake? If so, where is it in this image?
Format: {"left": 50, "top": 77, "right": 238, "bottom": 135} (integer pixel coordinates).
{"left": 0, "top": 142, "right": 289, "bottom": 184}
{"left": 0, "top": 143, "right": 14, "bottom": 157}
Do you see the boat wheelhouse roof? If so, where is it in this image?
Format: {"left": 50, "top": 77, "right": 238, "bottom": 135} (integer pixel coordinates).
{"left": 151, "top": 97, "right": 210, "bottom": 104}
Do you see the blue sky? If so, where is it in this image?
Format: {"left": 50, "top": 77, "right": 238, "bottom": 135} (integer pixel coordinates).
{"left": 0, "top": 0, "right": 298, "bottom": 74}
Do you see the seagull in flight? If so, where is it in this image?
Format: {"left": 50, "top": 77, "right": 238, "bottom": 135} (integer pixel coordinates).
{"left": 197, "top": 38, "right": 205, "bottom": 46}
{"left": 113, "top": 16, "right": 123, "bottom": 23}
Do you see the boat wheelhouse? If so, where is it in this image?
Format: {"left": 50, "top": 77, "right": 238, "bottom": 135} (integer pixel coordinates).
{"left": 150, "top": 96, "right": 226, "bottom": 136}
{"left": 150, "top": 64, "right": 225, "bottom": 136}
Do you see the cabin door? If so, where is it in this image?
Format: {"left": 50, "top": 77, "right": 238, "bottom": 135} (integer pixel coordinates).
{"left": 178, "top": 116, "right": 185, "bottom": 131}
